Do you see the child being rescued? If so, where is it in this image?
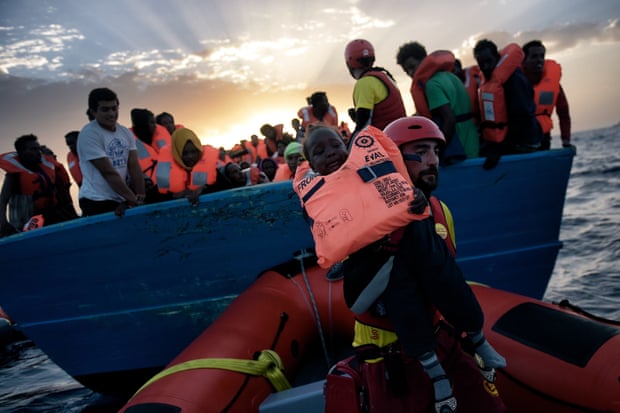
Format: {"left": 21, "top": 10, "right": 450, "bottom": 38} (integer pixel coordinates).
{"left": 293, "top": 124, "right": 506, "bottom": 413}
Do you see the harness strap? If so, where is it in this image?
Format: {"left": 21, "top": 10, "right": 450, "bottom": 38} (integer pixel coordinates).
{"left": 129, "top": 349, "right": 291, "bottom": 400}
{"left": 357, "top": 160, "right": 397, "bottom": 183}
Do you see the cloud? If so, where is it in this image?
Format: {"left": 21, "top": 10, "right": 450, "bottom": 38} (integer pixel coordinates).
{"left": 0, "top": 23, "right": 83, "bottom": 75}
{"left": 453, "top": 18, "right": 620, "bottom": 65}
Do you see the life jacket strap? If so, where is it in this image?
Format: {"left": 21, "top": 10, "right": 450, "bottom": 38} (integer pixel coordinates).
{"left": 357, "top": 160, "right": 397, "bottom": 183}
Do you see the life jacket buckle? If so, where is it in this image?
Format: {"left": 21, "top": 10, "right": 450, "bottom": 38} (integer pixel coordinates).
{"left": 358, "top": 165, "right": 378, "bottom": 182}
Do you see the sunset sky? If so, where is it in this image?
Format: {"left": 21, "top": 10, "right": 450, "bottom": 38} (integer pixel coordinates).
{"left": 1, "top": 0, "right": 619, "bottom": 159}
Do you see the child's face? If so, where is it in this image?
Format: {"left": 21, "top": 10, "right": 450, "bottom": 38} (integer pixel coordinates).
{"left": 305, "top": 128, "right": 348, "bottom": 175}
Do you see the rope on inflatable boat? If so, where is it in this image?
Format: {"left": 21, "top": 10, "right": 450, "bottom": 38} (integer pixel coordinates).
{"left": 129, "top": 349, "right": 291, "bottom": 400}
{"left": 294, "top": 248, "right": 333, "bottom": 368}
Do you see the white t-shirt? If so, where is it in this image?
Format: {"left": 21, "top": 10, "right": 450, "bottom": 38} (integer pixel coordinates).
{"left": 77, "top": 120, "right": 137, "bottom": 202}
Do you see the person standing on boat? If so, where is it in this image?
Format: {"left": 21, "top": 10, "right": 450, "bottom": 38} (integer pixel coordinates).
{"left": 77, "top": 88, "right": 145, "bottom": 217}
{"left": 0, "top": 134, "right": 79, "bottom": 236}
{"left": 521, "top": 40, "right": 572, "bottom": 150}
{"left": 396, "top": 41, "right": 480, "bottom": 164}
{"left": 345, "top": 39, "right": 406, "bottom": 138}
{"left": 473, "top": 39, "right": 543, "bottom": 169}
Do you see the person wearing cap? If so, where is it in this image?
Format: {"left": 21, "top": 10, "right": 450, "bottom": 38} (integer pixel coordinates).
{"left": 272, "top": 142, "right": 304, "bottom": 182}
{"left": 344, "top": 39, "right": 406, "bottom": 138}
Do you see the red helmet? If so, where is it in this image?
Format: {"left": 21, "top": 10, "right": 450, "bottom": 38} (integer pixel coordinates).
{"left": 345, "top": 39, "right": 375, "bottom": 69}
{"left": 383, "top": 116, "right": 446, "bottom": 148}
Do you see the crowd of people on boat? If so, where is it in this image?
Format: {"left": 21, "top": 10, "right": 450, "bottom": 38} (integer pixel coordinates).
{"left": 0, "top": 38, "right": 572, "bottom": 237}
{"left": 0, "top": 36, "right": 575, "bottom": 412}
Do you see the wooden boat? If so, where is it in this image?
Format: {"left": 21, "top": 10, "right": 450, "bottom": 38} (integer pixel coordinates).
{"left": 119, "top": 263, "right": 620, "bottom": 413}
{"left": 0, "top": 148, "right": 575, "bottom": 395}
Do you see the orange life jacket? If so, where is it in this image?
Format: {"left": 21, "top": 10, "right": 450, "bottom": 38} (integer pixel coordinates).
{"left": 134, "top": 124, "right": 171, "bottom": 185}
{"left": 531, "top": 59, "right": 561, "bottom": 134}
{"left": 272, "top": 162, "right": 293, "bottom": 182}
{"left": 293, "top": 126, "right": 430, "bottom": 269}
{"left": 410, "top": 50, "right": 456, "bottom": 117}
{"left": 359, "top": 69, "right": 407, "bottom": 130}
{"left": 463, "top": 65, "right": 482, "bottom": 122}
{"left": 297, "top": 105, "right": 339, "bottom": 134}
{"left": 478, "top": 43, "right": 525, "bottom": 143}
{"left": 0, "top": 152, "right": 58, "bottom": 211}
{"left": 243, "top": 139, "right": 269, "bottom": 164}
{"left": 155, "top": 144, "right": 219, "bottom": 194}
{"left": 66, "top": 151, "right": 82, "bottom": 187}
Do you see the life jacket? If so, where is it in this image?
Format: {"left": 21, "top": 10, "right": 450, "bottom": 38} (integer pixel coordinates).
{"left": 463, "top": 65, "right": 482, "bottom": 122}
{"left": 134, "top": 125, "right": 171, "bottom": 185}
{"left": 293, "top": 125, "right": 429, "bottom": 269}
{"left": 338, "top": 122, "right": 352, "bottom": 141}
{"left": 530, "top": 59, "right": 561, "bottom": 134}
{"left": 0, "top": 152, "right": 57, "bottom": 211}
{"left": 297, "top": 105, "right": 339, "bottom": 134}
{"left": 410, "top": 50, "right": 456, "bottom": 118}
{"left": 66, "top": 151, "right": 82, "bottom": 187}
{"left": 478, "top": 43, "right": 525, "bottom": 143}
{"left": 359, "top": 69, "right": 407, "bottom": 130}
{"left": 272, "top": 162, "right": 293, "bottom": 182}
{"left": 155, "top": 144, "right": 219, "bottom": 194}
{"left": 242, "top": 165, "right": 268, "bottom": 185}
{"left": 243, "top": 139, "right": 269, "bottom": 164}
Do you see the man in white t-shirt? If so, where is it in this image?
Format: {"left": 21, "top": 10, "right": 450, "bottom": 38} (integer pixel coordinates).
{"left": 77, "top": 88, "right": 145, "bottom": 216}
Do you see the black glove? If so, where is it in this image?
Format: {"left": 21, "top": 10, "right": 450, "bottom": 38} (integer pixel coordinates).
{"left": 408, "top": 187, "right": 428, "bottom": 214}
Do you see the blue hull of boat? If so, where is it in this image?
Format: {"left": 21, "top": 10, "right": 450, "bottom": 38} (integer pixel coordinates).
{"left": 0, "top": 148, "right": 574, "bottom": 394}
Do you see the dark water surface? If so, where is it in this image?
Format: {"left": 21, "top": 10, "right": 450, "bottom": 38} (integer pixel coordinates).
{"left": 1, "top": 125, "right": 619, "bottom": 412}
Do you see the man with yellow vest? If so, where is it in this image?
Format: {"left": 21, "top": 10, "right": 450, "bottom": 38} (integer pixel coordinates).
{"left": 522, "top": 40, "right": 572, "bottom": 150}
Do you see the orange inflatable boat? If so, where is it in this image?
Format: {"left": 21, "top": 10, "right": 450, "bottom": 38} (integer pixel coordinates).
{"left": 119, "top": 265, "right": 620, "bottom": 413}
{"left": 119, "top": 261, "right": 354, "bottom": 413}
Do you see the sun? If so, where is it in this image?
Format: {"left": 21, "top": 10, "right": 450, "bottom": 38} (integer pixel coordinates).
{"left": 194, "top": 110, "right": 298, "bottom": 150}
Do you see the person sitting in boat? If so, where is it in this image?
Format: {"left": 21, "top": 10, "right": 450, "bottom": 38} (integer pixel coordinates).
{"left": 258, "top": 157, "right": 279, "bottom": 182}
{"left": 155, "top": 111, "right": 184, "bottom": 137}
{"left": 259, "top": 123, "right": 283, "bottom": 157}
{"left": 396, "top": 41, "right": 480, "bottom": 164}
{"left": 0, "top": 134, "right": 79, "bottom": 236}
{"left": 296, "top": 124, "right": 506, "bottom": 413}
{"left": 64, "top": 131, "right": 82, "bottom": 187}
{"left": 297, "top": 91, "right": 340, "bottom": 136}
{"left": 273, "top": 142, "right": 304, "bottom": 182}
{"left": 131, "top": 108, "right": 172, "bottom": 204}
{"left": 474, "top": 39, "right": 543, "bottom": 169}
{"left": 243, "top": 134, "right": 270, "bottom": 165}
{"left": 205, "top": 162, "right": 248, "bottom": 193}
{"left": 155, "top": 127, "right": 219, "bottom": 205}
{"left": 521, "top": 39, "right": 573, "bottom": 150}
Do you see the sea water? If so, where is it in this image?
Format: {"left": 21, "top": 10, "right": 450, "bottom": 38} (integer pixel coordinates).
{"left": 1, "top": 124, "right": 619, "bottom": 412}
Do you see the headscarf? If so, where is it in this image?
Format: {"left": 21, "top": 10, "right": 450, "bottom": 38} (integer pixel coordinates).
{"left": 283, "top": 142, "right": 302, "bottom": 159}
{"left": 171, "top": 128, "right": 203, "bottom": 170}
